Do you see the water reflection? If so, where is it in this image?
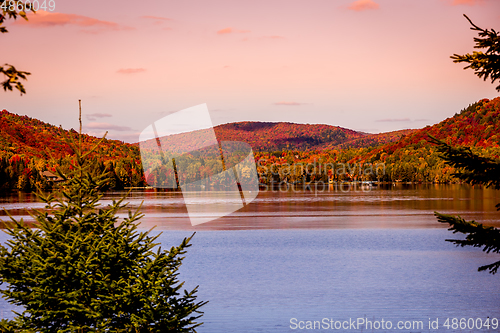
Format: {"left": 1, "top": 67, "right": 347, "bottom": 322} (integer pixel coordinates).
{"left": 0, "top": 184, "right": 499, "bottom": 230}
{"left": 1, "top": 185, "right": 500, "bottom": 332}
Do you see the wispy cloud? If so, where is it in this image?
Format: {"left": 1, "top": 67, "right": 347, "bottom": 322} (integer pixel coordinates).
{"left": 262, "top": 35, "right": 285, "bottom": 40}
{"left": 85, "top": 122, "right": 133, "bottom": 132}
{"left": 141, "top": 15, "right": 172, "bottom": 21}
{"left": 356, "top": 128, "right": 379, "bottom": 133}
{"left": 217, "top": 27, "right": 250, "bottom": 35}
{"left": 141, "top": 15, "right": 173, "bottom": 28}
{"left": 450, "top": 0, "right": 482, "bottom": 5}
{"left": 111, "top": 132, "right": 142, "bottom": 143}
{"left": 117, "top": 68, "right": 146, "bottom": 74}
{"left": 86, "top": 113, "right": 112, "bottom": 121}
{"left": 376, "top": 118, "right": 431, "bottom": 122}
{"left": 84, "top": 130, "right": 141, "bottom": 143}
{"left": 241, "top": 35, "right": 285, "bottom": 42}
{"left": 274, "top": 101, "right": 308, "bottom": 106}
{"left": 348, "top": 0, "right": 380, "bottom": 11}
{"left": 15, "top": 10, "right": 133, "bottom": 33}
{"left": 376, "top": 118, "right": 411, "bottom": 122}
{"left": 87, "top": 113, "right": 112, "bottom": 118}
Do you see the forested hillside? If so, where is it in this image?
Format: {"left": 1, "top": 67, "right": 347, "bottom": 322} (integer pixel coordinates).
{"left": 253, "top": 98, "right": 500, "bottom": 185}
{"left": 213, "top": 121, "right": 365, "bottom": 151}
{"left": 357, "top": 97, "right": 500, "bottom": 183}
{"left": 322, "top": 129, "right": 417, "bottom": 150}
{"left": 1, "top": 97, "right": 500, "bottom": 191}
{"left": 374, "top": 98, "right": 500, "bottom": 153}
{"left": 212, "top": 121, "right": 415, "bottom": 151}
{"left": 0, "top": 109, "right": 144, "bottom": 191}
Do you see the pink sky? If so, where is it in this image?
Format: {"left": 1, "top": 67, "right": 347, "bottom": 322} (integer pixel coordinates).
{"left": 1, "top": 0, "right": 500, "bottom": 142}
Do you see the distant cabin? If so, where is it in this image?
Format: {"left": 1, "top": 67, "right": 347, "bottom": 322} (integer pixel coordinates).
{"left": 40, "top": 171, "right": 63, "bottom": 182}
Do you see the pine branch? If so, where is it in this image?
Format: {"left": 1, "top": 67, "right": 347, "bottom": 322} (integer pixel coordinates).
{"left": 435, "top": 212, "right": 500, "bottom": 252}
{"left": 450, "top": 15, "right": 500, "bottom": 91}
{"left": 478, "top": 260, "right": 500, "bottom": 274}
{"left": 428, "top": 135, "right": 500, "bottom": 189}
{"left": 430, "top": 134, "right": 500, "bottom": 274}
{"left": 435, "top": 212, "right": 500, "bottom": 274}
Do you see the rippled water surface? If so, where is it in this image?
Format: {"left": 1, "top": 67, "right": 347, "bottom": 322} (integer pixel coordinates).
{"left": 0, "top": 184, "right": 499, "bottom": 332}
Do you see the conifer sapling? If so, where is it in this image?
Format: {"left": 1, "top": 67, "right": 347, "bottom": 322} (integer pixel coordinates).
{"left": 0, "top": 109, "right": 206, "bottom": 331}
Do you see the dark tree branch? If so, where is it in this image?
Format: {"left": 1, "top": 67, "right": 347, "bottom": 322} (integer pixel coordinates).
{"left": 428, "top": 135, "right": 500, "bottom": 189}
{"left": 451, "top": 15, "right": 500, "bottom": 91}
{"left": 435, "top": 212, "right": 500, "bottom": 274}
{"left": 430, "top": 130, "right": 500, "bottom": 274}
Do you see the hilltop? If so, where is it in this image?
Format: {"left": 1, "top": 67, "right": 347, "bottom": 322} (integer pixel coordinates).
{"left": 3, "top": 97, "right": 500, "bottom": 161}
{"left": 212, "top": 121, "right": 365, "bottom": 151}
{"left": 0, "top": 109, "right": 143, "bottom": 191}
{"left": 367, "top": 97, "right": 500, "bottom": 158}
{"left": 344, "top": 97, "right": 500, "bottom": 183}
{"left": 0, "top": 109, "right": 414, "bottom": 161}
{"left": 0, "top": 109, "right": 139, "bottom": 161}
{"left": 140, "top": 120, "right": 413, "bottom": 153}
{"left": 244, "top": 97, "right": 500, "bottom": 185}
{"left": 2, "top": 97, "right": 500, "bottom": 190}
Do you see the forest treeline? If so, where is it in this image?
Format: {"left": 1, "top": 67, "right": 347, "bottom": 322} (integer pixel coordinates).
{"left": 256, "top": 98, "right": 500, "bottom": 184}
{"left": 1, "top": 97, "right": 500, "bottom": 191}
{"left": 0, "top": 109, "right": 144, "bottom": 191}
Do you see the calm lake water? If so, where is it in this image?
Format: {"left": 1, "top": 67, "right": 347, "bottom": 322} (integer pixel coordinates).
{"left": 1, "top": 184, "right": 499, "bottom": 332}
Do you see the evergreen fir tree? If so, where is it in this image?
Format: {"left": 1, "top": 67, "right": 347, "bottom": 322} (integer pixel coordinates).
{"left": 0, "top": 108, "right": 206, "bottom": 331}
{"left": 431, "top": 15, "right": 500, "bottom": 274}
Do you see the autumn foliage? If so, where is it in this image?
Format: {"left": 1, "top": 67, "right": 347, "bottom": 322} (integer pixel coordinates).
{"left": 0, "top": 109, "right": 144, "bottom": 191}
{"left": 1, "top": 97, "right": 500, "bottom": 191}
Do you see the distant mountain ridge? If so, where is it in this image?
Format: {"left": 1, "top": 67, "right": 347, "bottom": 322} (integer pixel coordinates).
{"left": 211, "top": 121, "right": 414, "bottom": 152}
{"left": 322, "top": 129, "right": 417, "bottom": 150}
{"left": 2, "top": 97, "right": 500, "bottom": 190}
{"left": 2, "top": 110, "right": 408, "bottom": 162}
{"left": 2, "top": 97, "right": 499, "bottom": 163}
{"left": 212, "top": 121, "right": 365, "bottom": 151}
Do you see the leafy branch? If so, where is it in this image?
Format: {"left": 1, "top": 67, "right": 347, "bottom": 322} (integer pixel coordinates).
{"left": 0, "top": 64, "right": 31, "bottom": 95}
{"left": 1, "top": 0, "right": 34, "bottom": 95}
